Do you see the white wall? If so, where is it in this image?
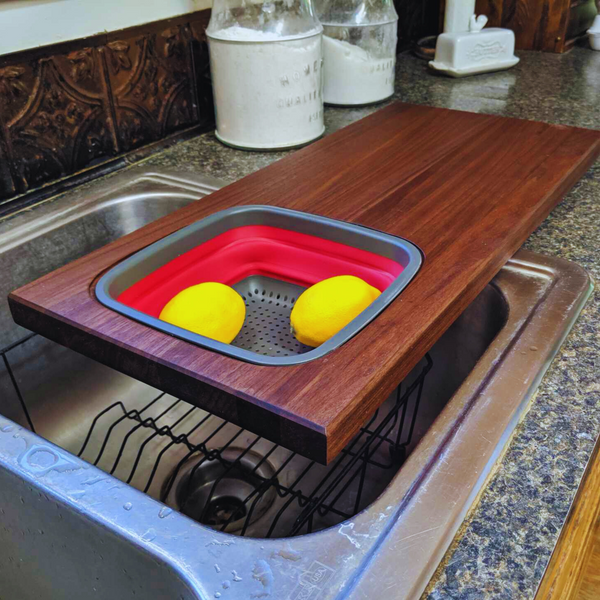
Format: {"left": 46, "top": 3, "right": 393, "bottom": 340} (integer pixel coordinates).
{"left": 0, "top": 0, "right": 212, "bottom": 56}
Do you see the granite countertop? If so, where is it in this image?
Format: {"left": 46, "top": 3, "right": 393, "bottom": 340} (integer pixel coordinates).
{"left": 133, "top": 46, "right": 600, "bottom": 599}
{"left": 22, "top": 46, "right": 600, "bottom": 598}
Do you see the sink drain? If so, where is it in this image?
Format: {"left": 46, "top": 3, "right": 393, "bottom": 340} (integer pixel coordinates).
{"left": 164, "top": 448, "right": 277, "bottom": 533}
{"left": 204, "top": 496, "right": 247, "bottom": 527}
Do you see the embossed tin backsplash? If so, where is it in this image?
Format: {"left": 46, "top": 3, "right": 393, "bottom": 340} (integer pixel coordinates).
{"left": 0, "top": 11, "right": 213, "bottom": 208}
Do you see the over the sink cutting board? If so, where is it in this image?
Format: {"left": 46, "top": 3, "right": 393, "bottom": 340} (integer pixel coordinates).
{"left": 9, "top": 103, "right": 600, "bottom": 464}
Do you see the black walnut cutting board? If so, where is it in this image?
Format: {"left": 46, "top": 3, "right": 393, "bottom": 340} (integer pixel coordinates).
{"left": 9, "top": 103, "right": 600, "bottom": 464}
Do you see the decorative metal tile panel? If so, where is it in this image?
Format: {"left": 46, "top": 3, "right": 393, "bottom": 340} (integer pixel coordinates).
{"left": 1, "top": 52, "right": 116, "bottom": 194}
{"left": 105, "top": 25, "right": 198, "bottom": 153}
{"left": 0, "top": 10, "right": 213, "bottom": 205}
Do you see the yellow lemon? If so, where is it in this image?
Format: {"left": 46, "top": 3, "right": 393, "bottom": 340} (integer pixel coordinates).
{"left": 159, "top": 282, "right": 245, "bottom": 344}
{"left": 290, "top": 275, "right": 381, "bottom": 347}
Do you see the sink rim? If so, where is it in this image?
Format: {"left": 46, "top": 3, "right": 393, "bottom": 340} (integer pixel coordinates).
{"left": 344, "top": 250, "right": 593, "bottom": 600}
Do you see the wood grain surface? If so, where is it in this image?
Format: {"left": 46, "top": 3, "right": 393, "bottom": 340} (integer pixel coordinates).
{"left": 9, "top": 103, "right": 600, "bottom": 464}
{"left": 577, "top": 528, "right": 600, "bottom": 600}
{"left": 535, "top": 438, "right": 600, "bottom": 600}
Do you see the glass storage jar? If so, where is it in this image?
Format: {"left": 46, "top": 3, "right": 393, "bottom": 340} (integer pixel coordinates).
{"left": 315, "top": 0, "right": 398, "bottom": 106}
{"left": 207, "top": 0, "right": 324, "bottom": 150}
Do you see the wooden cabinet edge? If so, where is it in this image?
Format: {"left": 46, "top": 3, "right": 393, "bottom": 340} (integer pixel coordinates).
{"left": 535, "top": 437, "right": 600, "bottom": 600}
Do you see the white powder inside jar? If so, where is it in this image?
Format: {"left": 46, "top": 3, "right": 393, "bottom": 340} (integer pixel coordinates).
{"left": 322, "top": 35, "right": 395, "bottom": 106}
{"left": 208, "top": 26, "right": 324, "bottom": 149}
{"left": 210, "top": 25, "right": 321, "bottom": 42}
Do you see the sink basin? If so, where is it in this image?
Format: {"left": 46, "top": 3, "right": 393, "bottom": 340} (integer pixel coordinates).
{"left": 0, "top": 168, "right": 592, "bottom": 600}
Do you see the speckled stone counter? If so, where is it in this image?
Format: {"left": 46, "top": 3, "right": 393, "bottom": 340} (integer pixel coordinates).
{"left": 34, "top": 47, "right": 600, "bottom": 599}
{"left": 133, "top": 46, "right": 600, "bottom": 599}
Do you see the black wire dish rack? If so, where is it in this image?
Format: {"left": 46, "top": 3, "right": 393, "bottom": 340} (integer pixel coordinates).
{"left": 1, "top": 332, "right": 433, "bottom": 539}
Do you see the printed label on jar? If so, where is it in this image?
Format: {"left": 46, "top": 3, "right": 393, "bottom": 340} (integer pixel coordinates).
{"left": 280, "top": 60, "right": 321, "bottom": 87}
{"left": 369, "top": 59, "right": 395, "bottom": 74}
{"left": 278, "top": 89, "right": 321, "bottom": 109}
{"left": 308, "top": 109, "right": 323, "bottom": 123}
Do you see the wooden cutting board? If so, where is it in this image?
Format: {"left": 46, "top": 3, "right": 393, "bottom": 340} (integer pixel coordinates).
{"left": 9, "top": 103, "right": 600, "bottom": 464}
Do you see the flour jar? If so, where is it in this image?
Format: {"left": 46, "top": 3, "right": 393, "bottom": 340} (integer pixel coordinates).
{"left": 315, "top": 0, "right": 398, "bottom": 106}
{"left": 207, "top": 0, "right": 324, "bottom": 150}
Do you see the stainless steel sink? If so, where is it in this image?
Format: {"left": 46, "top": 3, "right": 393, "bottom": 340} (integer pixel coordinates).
{"left": 0, "top": 168, "right": 592, "bottom": 600}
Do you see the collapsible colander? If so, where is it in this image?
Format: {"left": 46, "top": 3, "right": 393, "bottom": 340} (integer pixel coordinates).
{"left": 96, "top": 206, "right": 422, "bottom": 366}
